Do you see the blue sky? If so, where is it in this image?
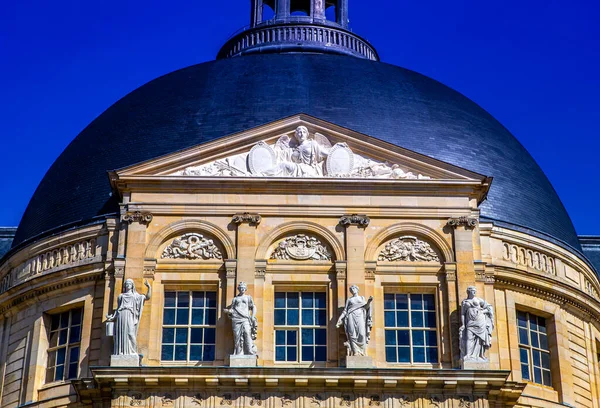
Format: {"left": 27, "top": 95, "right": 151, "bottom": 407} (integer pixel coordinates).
{"left": 0, "top": 0, "right": 599, "bottom": 234}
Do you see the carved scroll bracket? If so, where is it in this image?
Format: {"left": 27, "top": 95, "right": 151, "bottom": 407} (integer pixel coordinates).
{"left": 255, "top": 259, "right": 267, "bottom": 279}
{"left": 232, "top": 213, "right": 262, "bottom": 226}
{"left": 143, "top": 259, "right": 157, "bottom": 279}
{"left": 365, "top": 261, "right": 377, "bottom": 281}
{"left": 444, "top": 262, "right": 457, "bottom": 282}
{"left": 121, "top": 211, "right": 153, "bottom": 226}
{"left": 335, "top": 261, "right": 347, "bottom": 281}
{"left": 339, "top": 214, "right": 370, "bottom": 228}
{"left": 225, "top": 260, "right": 237, "bottom": 280}
{"left": 113, "top": 258, "right": 126, "bottom": 279}
{"left": 446, "top": 216, "right": 478, "bottom": 229}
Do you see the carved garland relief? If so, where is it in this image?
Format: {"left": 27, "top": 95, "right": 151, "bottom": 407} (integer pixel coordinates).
{"left": 270, "top": 234, "right": 332, "bottom": 261}
{"left": 502, "top": 242, "right": 555, "bottom": 275}
{"left": 173, "top": 126, "right": 431, "bottom": 180}
{"left": 161, "top": 233, "right": 223, "bottom": 260}
{"left": 378, "top": 236, "right": 440, "bottom": 262}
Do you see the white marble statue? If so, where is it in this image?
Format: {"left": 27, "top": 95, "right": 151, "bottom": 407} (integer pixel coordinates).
{"left": 336, "top": 285, "right": 373, "bottom": 356}
{"left": 173, "top": 126, "right": 431, "bottom": 179}
{"left": 106, "top": 279, "right": 151, "bottom": 356}
{"left": 459, "top": 286, "right": 494, "bottom": 362}
{"left": 224, "top": 282, "right": 258, "bottom": 355}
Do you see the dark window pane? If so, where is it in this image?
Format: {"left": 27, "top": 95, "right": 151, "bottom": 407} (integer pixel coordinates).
{"left": 538, "top": 318, "right": 547, "bottom": 334}
{"left": 531, "top": 333, "right": 539, "bottom": 348}
{"left": 397, "top": 330, "right": 410, "bottom": 346}
{"left": 316, "top": 310, "right": 327, "bottom": 326}
{"left": 59, "top": 329, "right": 68, "bottom": 346}
{"left": 287, "top": 346, "right": 297, "bottom": 361}
{"left": 518, "top": 328, "right": 529, "bottom": 345}
{"left": 315, "top": 292, "right": 326, "bottom": 308}
{"left": 539, "top": 334, "right": 548, "bottom": 351}
{"left": 302, "top": 329, "right": 314, "bottom": 345}
{"left": 302, "top": 293, "right": 314, "bottom": 308}
{"left": 191, "top": 309, "right": 204, "bottom": 325}
{"left": 68, "top": 362, "right": 78, "bottom": 379}
{"left": 176, "top": 328, "right": 188, "bottom": 344}
{"left": 69, "top": 326, "right": 81, "bottom": 343}
{"left": 412, "top": 330, "right": 425, "bottom": 346}
{"left": 315, "top": 329, "right": 326, "bottom": 345}
{"left": 398, "top": 347, "right": 410, "bottom": 363}
{"left": 55, "top": 365, "right": 64, "bottom": 382}
{"left": 385, "top": 330, "right": 396, "bottom": 345}
{"left": 521, "top": 364, "right": 530, "bottom": 380}
{"left": 276, "top": 347, "right": 285, "bottom": 361}
{"left": 287, "top": 310, "right": 299, "bottom": 325}
{"left": 519, "top": 347, "right": 529, "bottom": 364}
{"left": 423, "top": 295, "right": 435, "bottom": 311}
{"left": 177, "top": 293, "right": 189, "bottom": 307}
{"left": 385, "top": 347, "right": 397, "bottom": 362}
{"left": 397, "top": 311, "right": 409, "bottom": 327}
{"left": 427, "top": 347, "right": 438, "bottom": 363}
{"left": 206, "top": 308, "right": 216, "bottom": 325}
{"left": 203, "top": 345, "right": 215, "bottom": 361}
{"left": 534, "top": 367, "right": 542, "bottom": 384}
{"left": 206, "top": 292, "right": 217, "bottom": 308}
{"left": 532, "top": 350, "right": 541, "bottom": 367}
{"left": 162, "top": 345, "right": 174, "bottom": 361}
{"left": 517, "top": 311, "right": 528, "bottom": 328}
{"left": 48, "top": 350, "right": 56, "bottom": 367}
{"left": 192, "top": 292, "right": 205, "bottom": 307}
{"left": 51, "top": 314, "right": 60, "bottom": 331}
{"left": 175, "top": 345, "right": 187, "bottom": 361}
{"left": 384, "top": 294, "right": 395, "bottom": 310}
{"left": 302, "top": 310, "right": 314, "bottom": 325}
{"left": 302, "top": 346, "right": 314, "bottom": 361}
{"left": 204, "top": 328, "right": 216, "bottom": 344}
{"left": 384, "top": 311, "right": 395, "bottom": 327}
{"left": 165, "top": 292, "right": 176, "bottom": 307}
{"left": 410, "top": 294, "right": 423, "bottom": 311}
{"left": 413, "top": 347, "right": 426, "bottom": 363}
{"left": 426, "top": 331, "right": 438, "bottom": 347}
{"left": 162, "top": 328, "right": 174, "bottom": 344}
{"left": 276, "top": 330, "right": 285, "bottom": 345}
{"left": 542, "top": 370, "right": 552, "bottom": 386}
{"left": 69, "top": 347, "right": 80, "bottom": 363}
{"left": 57, "top": 348, "right": 66, "bottom": 365}
{"left": 49, "top": 331, "right": 59, "bottom": 348}
{"left": 190, "top": 328, "right": 203, "bottom": 344}
{"left": 287, "top": 293, "right": 299, "bottom": 308}
{"left": 541, "top": 352, "right": 551, "bottom": 369}
{"left": 71, "top": 309, "right": 82, "bottom": 325}
{"left": 396, "top": 294, "right": 408, "bottom": 310}
{"left": 163, "top": 309, "right": 175, "bottom": 325}
{"left": 275, "top": 292, "right": 286, "bottom": 308}
{"left": 176, "top": 308, "right": 189, "bottom": 325}
{"left": 190, "top": 345, "right": 202, "bottom": 360}
{"left": 530, "top": 316, "right": 538, "bottom": 332}
{"left": 274, "top": 310, "right": 286, "bottom": 325}
{"left": 60, "top": 312, "right": 69, "bottom": 328}
{"left": 424, "top": 312, "right": 436, "bottom": 328}
{"left": 411, "top": 311, "right": 424, "bottom": 327}
{"left": 315, "top": 346, "right": 327, "bottom": 361}
{"left": 287, "top": 330, "right": 297, "bottom": 345}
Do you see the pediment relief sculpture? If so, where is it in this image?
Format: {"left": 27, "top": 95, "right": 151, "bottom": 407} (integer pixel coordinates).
{"left": 378, "top": 236, "right": 440, "bottom": 262}
{"left": 270, "top": 234, "right": 332, "bottom": 261}
{"left": 161, "top": 233, "right": 223, "bottom": 260}
{"left": 173, "top": 126, "right": 431, "bottom": 180}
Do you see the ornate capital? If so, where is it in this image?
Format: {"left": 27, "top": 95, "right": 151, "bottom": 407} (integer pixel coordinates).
{"left": 335, "top": 261, "right": 347, "bottom": 281}
{"left": 232, "top": 213, "right": 262, "bottom": 226}
{"left": 225, "top": 260, "right": 237, "bottom": 280}
{"left": 447, "top": 216, "right": 477, "bottom": 229}
{"left": 121, "top": 211, "right": 153, "bottom": 225}
{"left": 339, "top": 214, "right": 370, "bottom": 228}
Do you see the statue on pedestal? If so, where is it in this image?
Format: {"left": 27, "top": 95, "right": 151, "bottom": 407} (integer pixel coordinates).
{"left": 224, "top": 282, "right": 258, "bottom": 355}
{"left": 106, "top": 279, "right": 151, "bottom": 358}
{"left": 336, "top": 285, "right": 373, "bottom": 356}
{"left": 459, "top": 286, "right": 494, "bottom": 362}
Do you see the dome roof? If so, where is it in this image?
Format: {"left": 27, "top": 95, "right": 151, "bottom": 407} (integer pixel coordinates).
{"left": 13, "top": 53, "right": 580, "bottom": 252}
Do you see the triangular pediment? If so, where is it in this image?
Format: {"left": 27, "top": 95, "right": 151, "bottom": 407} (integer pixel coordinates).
{"left": 115, "top": 115, "right": 489, "bottom": 185}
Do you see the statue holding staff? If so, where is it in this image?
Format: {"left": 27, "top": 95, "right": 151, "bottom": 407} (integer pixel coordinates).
{"left": 336, "top": 285, "right": 373, "bottom": 356}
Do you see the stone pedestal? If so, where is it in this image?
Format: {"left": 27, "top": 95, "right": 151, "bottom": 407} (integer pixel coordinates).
{"left": 110, "top": 354, "right": 140, "bottom": 367}
{"left": 345, "top": 355, "right": 374, "bottom": 368}
{"left": 461, "top": 359, "right": 490, "bottom": 370}
{"left": 230, "top": 354, "right": 258, "bottom": 367}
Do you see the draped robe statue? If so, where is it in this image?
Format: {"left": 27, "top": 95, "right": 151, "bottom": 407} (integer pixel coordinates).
{"left": 224, "top": 282, "right": 258, "bottom": 355}
{"left": 459, "top": 286, "right": 494, "bottom": 362}
{"left": 107, "top": 279, "right": 152, "bottom": 357}
{"left": 336, "top": 285, "right": 373, "bottom": 356}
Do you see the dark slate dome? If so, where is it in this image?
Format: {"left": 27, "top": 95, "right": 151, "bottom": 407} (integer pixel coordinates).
{"left": 13, "top": 53, "right": 581, "bottom": 252}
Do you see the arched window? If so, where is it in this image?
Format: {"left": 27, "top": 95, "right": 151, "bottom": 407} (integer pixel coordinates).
{"left": 290, "top": 0, "right": 310, "bottom": 16}
{"left": 262, "top": 4, "right": 275, "bottom": 21}
{"left": 325, "top": 0, "right": 337, "bottom": 22}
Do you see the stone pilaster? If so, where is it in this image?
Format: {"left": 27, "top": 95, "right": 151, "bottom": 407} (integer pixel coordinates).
{"left": 334, "top": 261, "right": 347, "bottom": 363}
{"left": 339, "top": 215, "right": 370, "bottom": 294}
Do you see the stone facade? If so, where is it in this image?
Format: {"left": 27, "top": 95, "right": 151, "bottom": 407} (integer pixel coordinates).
{"left": 0, "top": 118, "right": 599, "bottom": 408}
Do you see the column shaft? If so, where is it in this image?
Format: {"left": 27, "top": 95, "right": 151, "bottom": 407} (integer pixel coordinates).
{"left": 276, "top": 0, "right": 290, "bottom": 19}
